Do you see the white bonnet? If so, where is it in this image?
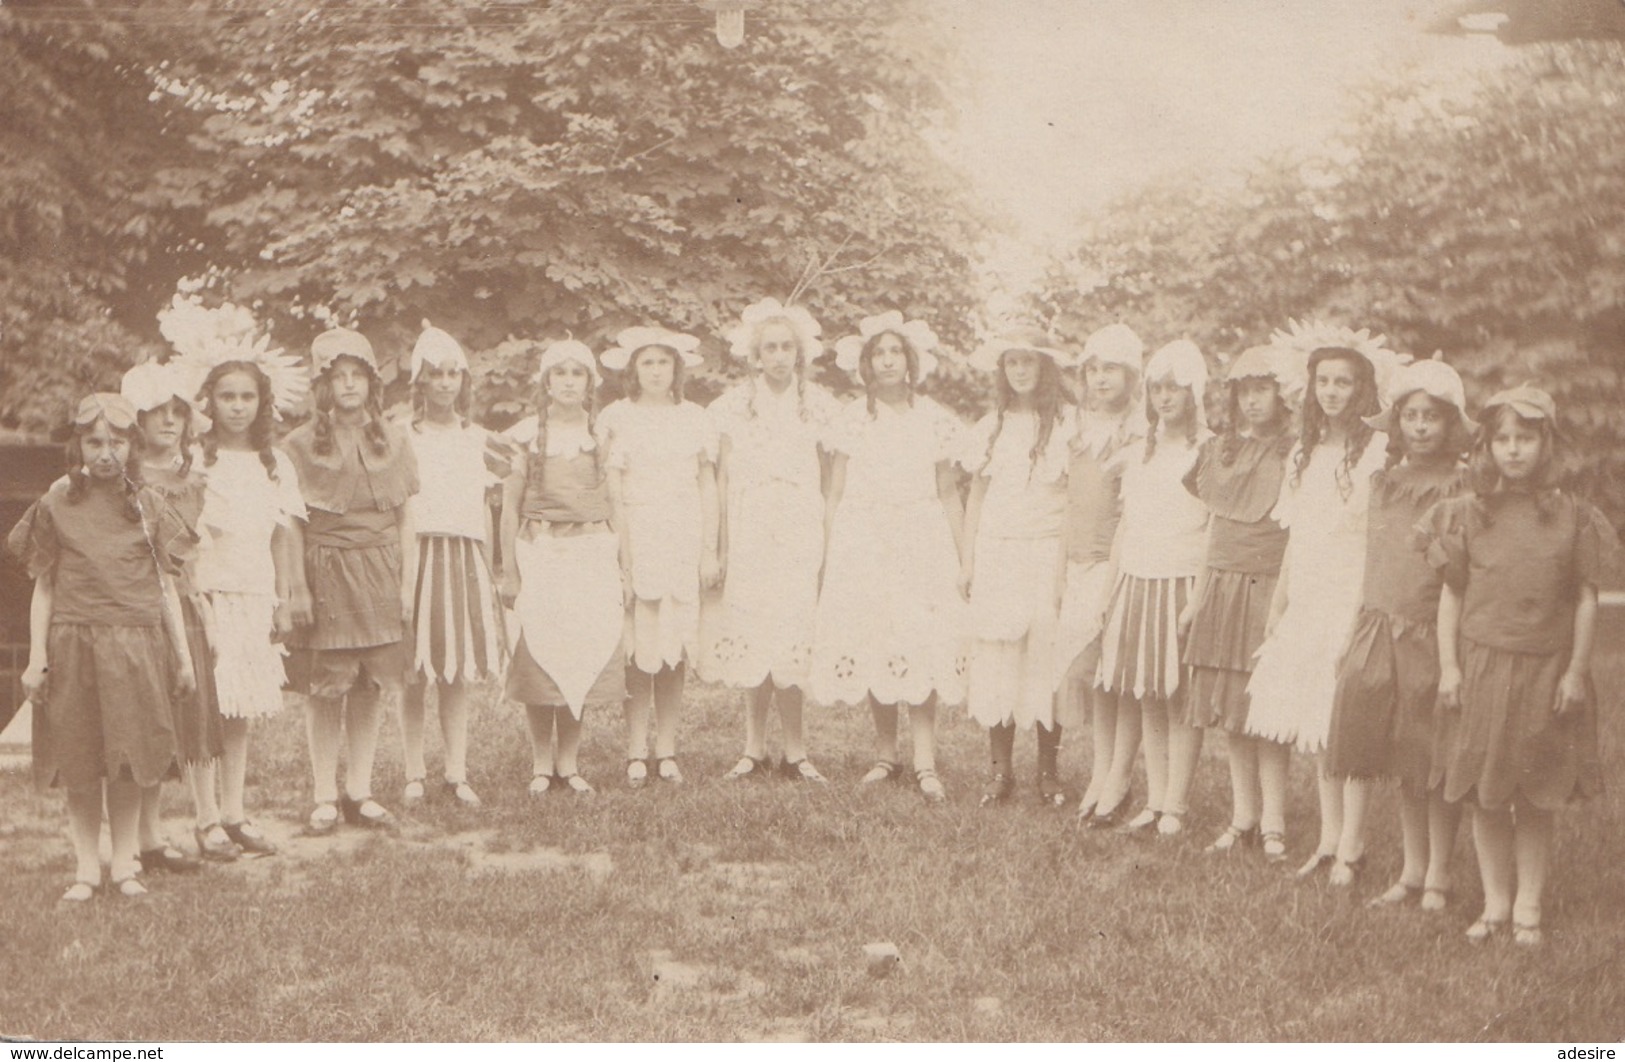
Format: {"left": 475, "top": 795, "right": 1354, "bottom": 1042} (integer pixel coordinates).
{"left": 535, "top": 338, "right": 602, "bottom": 386}
{"left": 1365, "top": 354, "right": 1478, "bottom": 435}
{"left": 120, "top": 359, "right": 211, "bottom": 434}
{"left": 600, "top": 326, "right": 703, "bottom": 372}
{"left": 833, "top": 311, "right": 940, "bottom": 381}
{"left": 411, "top": 320, "right": 469, "bottom": 381}
{"left": 1081, "top": 323, "right": 1144, "bottom": 374}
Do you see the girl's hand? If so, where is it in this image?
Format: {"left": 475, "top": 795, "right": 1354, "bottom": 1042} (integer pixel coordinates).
{"left": 400, "top": 582, "right": 415, "bottom": 625}
{"left": 1554, "top": 668, "right": 1588, "bottom": 715}
{"left": 1177, "top": 601, "right": 1196, "bottom": 639}
{"left": 1437, "top": 664, "right": 1463, "bottom": 712}
{"left": 620, "top": 564, "right": 636, "bottom": 609}
{"left": 286, "top": 587, "right": 314, "bottom": 629}
{"left": 20, "top": 662, "right": 48, "bottom": 701}
{"left": 174, "top": 660, "right": 197, "bottom": 699}
{"left": 700, "top": 549, "right": 722, "bottom": 591}
{"left": 498, "top": 568, "right": 520, "bottom": 610}
{"left": 957, "top": 560, "right": 974, "bottom": 602}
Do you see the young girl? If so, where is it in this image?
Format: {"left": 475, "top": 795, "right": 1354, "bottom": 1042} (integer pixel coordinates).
{"left": 810, "top": 312, "right": 968, "bottom": 802}
{"left": 283, "top": 327, "right": 418, "bottom": 832}
{"left": 702, "top": 298, "right": 842, "bottom": 782}
{"left": 12, "top": 394, "right": 195, "bottom": 900}
{"left": 1423, "top": 386, "right": 1617, "bottom": 945}
{"left": 1053, "top": 323, "right": 1146, "bottom": 819}
{"left": 118, "top": 360, "right": 221, "bottom": 870}
{"left": 1326, "top": 357, "right": 1473, "bottom": 908}
{"left": 1177, "top": 345, "right": 1297, "bottom": 853}
{"left": 1244, "top": 324, "right": 1397, "bottom": 877}
{"left": 402, "top": 323, "right": 503, "bottom": 807}
{"left": 959, "top": 330, "right": 1075, "bottom": 806}
{"left": 499, "top": 339, "right": 624, "bottom": 795}
{"left": 1091, "top": 340, "right": 1210, "bottom": 836}
{"left": 597, "top": 326, "right": 719, "bottom": 787}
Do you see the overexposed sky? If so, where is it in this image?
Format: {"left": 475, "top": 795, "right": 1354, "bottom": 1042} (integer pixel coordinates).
{"left": 939, "top": 0, "right": 1509, "bottom": 244}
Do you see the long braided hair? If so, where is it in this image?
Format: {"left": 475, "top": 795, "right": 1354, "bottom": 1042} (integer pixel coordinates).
{"left": 528, "top": 357, "right": 603, "bottom": 499}
{"left": 1291, "top": 347, "right": 1380, "bottom": 499}
{"left": 199, "top": 360, "right": 280, "bottom": 482}
{"left": 982, "top": 351, "right": 1069, "bottom": 478}
{"left": 66, "top": 418, "right": 146, "bottom": 522}
{"left": 858, "top": 331, "right": 921, "bottom": 418}
{"left": 743, "top": 317, "right": 810, "bottom": 424}
{"left": 311, "top": 355, "right": 391, "bottom": 458}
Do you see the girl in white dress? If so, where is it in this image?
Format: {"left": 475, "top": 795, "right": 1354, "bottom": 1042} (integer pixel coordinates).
{"left": 958, "top": 330, "right": 1075, "bottom": 806}
{"left": 1091, "top": 340, "right": 1211, "bottom": 836}
{"left": 809, "top": 312, "right": 968, "bottom": 802}
{"left": 402, "top": 323, "right": 504, "bottom": 807}
{"left": 500, "top": 340, "right": 625, "bottom": 796}
{"left": 1244, "top": 322, "right": 1397, "bottom": 877}
{"left": 598, "top": 327, "right": 720, "bottom": 787}
{"left": 703, "top": 299, "right": 842, "bottom": 782}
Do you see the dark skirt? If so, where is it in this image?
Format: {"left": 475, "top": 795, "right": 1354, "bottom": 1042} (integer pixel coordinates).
{"left": 1435, "top": 637, "right": 1602, "bottom": 810}
{"left": 292, "top": 541, "right": 406, "bottom": 651}
{"left": 1182, "top": 567, "right": 1276, "bottom": 732}
{"left": 36, "top": 623, "right": 178, "bottom": 789}
{"left": 1325, "top": 609, "right": 1438, "bottom": 785}
{"left": 174, "top": 595, "right": 226, "bottom": 765}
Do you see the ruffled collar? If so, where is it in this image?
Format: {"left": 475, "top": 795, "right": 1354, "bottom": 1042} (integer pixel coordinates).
{"left": 1190, "top": 433, "right": 1290, "bottom": 524}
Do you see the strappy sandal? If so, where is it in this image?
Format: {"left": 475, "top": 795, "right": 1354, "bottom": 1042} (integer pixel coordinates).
{"left": 223, "top": 820, "right": 277, "bottom": 857}
{"left": 306, "top": 802, "right": 340, "bottom": 836}
{"left": 860, "top": 760, "right": 901, "bottom": 786}
{"left": 626, "top": 759, "right": 649, "bottom": 789}
{"left": 1367, "top": 881, "right": 1422, "bottom": 908}
{"left": 657, "top": 757, "right": 683, "bottom": 784}
{"left": 723, "top": 755, "right": 772, "bottom": 781}
{"left": 112, "top": 877, "right": 148, "bottom": 899}
{"left": 1262, "top": 831, "right": 1288, "bottom": 863}
{"left": 1204, "top": 825, "right": 1260, "bottom": 854}
{"left": 59, "top": 881, "right": 99, "bottom": 904}
{"left": 139, "top": 844, "right": 203, "bottom": 874}
{"left": 1466, "top": 918, "right": 1509, "bottom": 944}
{"left": 780, "top": 758, "right": 827, "bottom": 783}
{"left": 560, "top": 774, "right": 594, "bottom": 795}
{"left": 915, "top": 767, "right": 947, "bottom": 804}
{"left": 444, "top": 780, "right": 482, "bottom": 807}
{"left": 340, "top": 795, "right": 395, "bottom": 829}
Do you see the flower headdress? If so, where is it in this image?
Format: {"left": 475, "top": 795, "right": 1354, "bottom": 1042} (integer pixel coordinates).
{"left": 1268, "top": 319, "right": 1410, "bottom": 406}
{"left": 159, "top": 295, "right": 309, "bottom": 418}
{"left": 833, "top": 311, "right": 940, "bottom": 380}
{"left": 726, "top": 298, "right": 822, "bottom": 363}
{"left": 600, "top": 326, "right": 703, "bottom": 371}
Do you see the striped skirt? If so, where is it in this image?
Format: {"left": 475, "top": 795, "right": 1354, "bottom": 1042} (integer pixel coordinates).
{"left": 412, "top": 534, "right": 504, "bottom": 684}
{"left": 1096, "top": 573, "right": 1193, "bottom": 703}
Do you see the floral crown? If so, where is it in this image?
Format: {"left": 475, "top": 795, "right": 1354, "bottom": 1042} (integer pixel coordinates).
{"left": 159, "top": 295, "right": 309, "bottom": 419}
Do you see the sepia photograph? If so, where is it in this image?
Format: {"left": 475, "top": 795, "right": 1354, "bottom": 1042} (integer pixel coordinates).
{"left": 1, "top": 0, "right": 1622, "bottom": 1044}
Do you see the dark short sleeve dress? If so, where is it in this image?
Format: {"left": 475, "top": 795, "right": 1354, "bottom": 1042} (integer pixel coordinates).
{"left": 1418, "top": 490, "right": 1620, "bottom": 809}
{"left": 1179, "top": 433, "right": 1290, "bottom": 732}
{"left": 1324, "top": 461, "right": 1464, "bottom": 783}
{"left": 6, "top": 481, "right": 186, "bottom": 789}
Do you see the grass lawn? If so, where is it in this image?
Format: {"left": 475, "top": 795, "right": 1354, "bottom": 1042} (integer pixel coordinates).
{"left": 1, "top": 613, "right": 1622, "bottom": 1042}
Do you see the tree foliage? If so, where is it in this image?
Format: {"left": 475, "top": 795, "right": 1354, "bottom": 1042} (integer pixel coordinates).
{"left": 1035, "top": 41, "right": 1625, "bottom": 522}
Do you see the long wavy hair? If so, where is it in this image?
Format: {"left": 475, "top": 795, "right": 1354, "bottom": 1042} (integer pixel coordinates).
{"left": 1219, "top": 377, "right": 1293, "bottom": 466}
{"left": 1291, "top": 347, "right": 1380, "bottom": 498}
{"left": 312, "top": 355, "right": 390, "bottom": 457}
{"left": 983, "top": 351, "right": 1069, "bottom": 477}
{"left": 1468, "top": 404, "right": 1562, "bottom": 523}
{"left": 624, "top": 345, "right": 686, "bottom": 404}
{"left": 65, "top": 417, "right": 145, "bottom": 521}
{"left": 858, "top": 330, "right": 922, "bottom": 418}
{"left": 199, "top": 360, "right": 280, "bottom": 482}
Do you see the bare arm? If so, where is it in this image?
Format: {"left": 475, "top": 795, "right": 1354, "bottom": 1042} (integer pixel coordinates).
{"left": 396, "top": 498, "right": 416, "bottom": 623}
{"left": 1555, "top": 584, "right": 1598, "bottom": 715}
{"left": 273, "top": 521, "right": 313, "bottom": 632}
{"left": 698, "top": 455, "right": 721, "bottom": 590}
{"left": 159, "top": 571, "right": 196, "bottom": 696}
{"left": 714, "top": 436, "right": 731, "bottom": 575}
{"left": 19, "top": 575, "right": 55, "bottom": 701}
{"left": 607, "top": 466, "right": 633, "bottom": 605}
{"left": 937, "top": 461, "right": 967, "bottom": 562}
{"left": 498, "top": 463, "right": 525, "bottom": 609}
{"left": 959, "top": 474, "right": 988, "bottom": 601}
{"left": 1436, "top": 582, "right": 1463, "bottom": 711}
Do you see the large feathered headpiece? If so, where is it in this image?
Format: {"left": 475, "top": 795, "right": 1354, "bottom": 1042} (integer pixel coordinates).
{"left": 158, "top": 295, "right": 309, "bottom": 418}
{"left": 1267, "top": 319, "right": 1410, "bottom": 406}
